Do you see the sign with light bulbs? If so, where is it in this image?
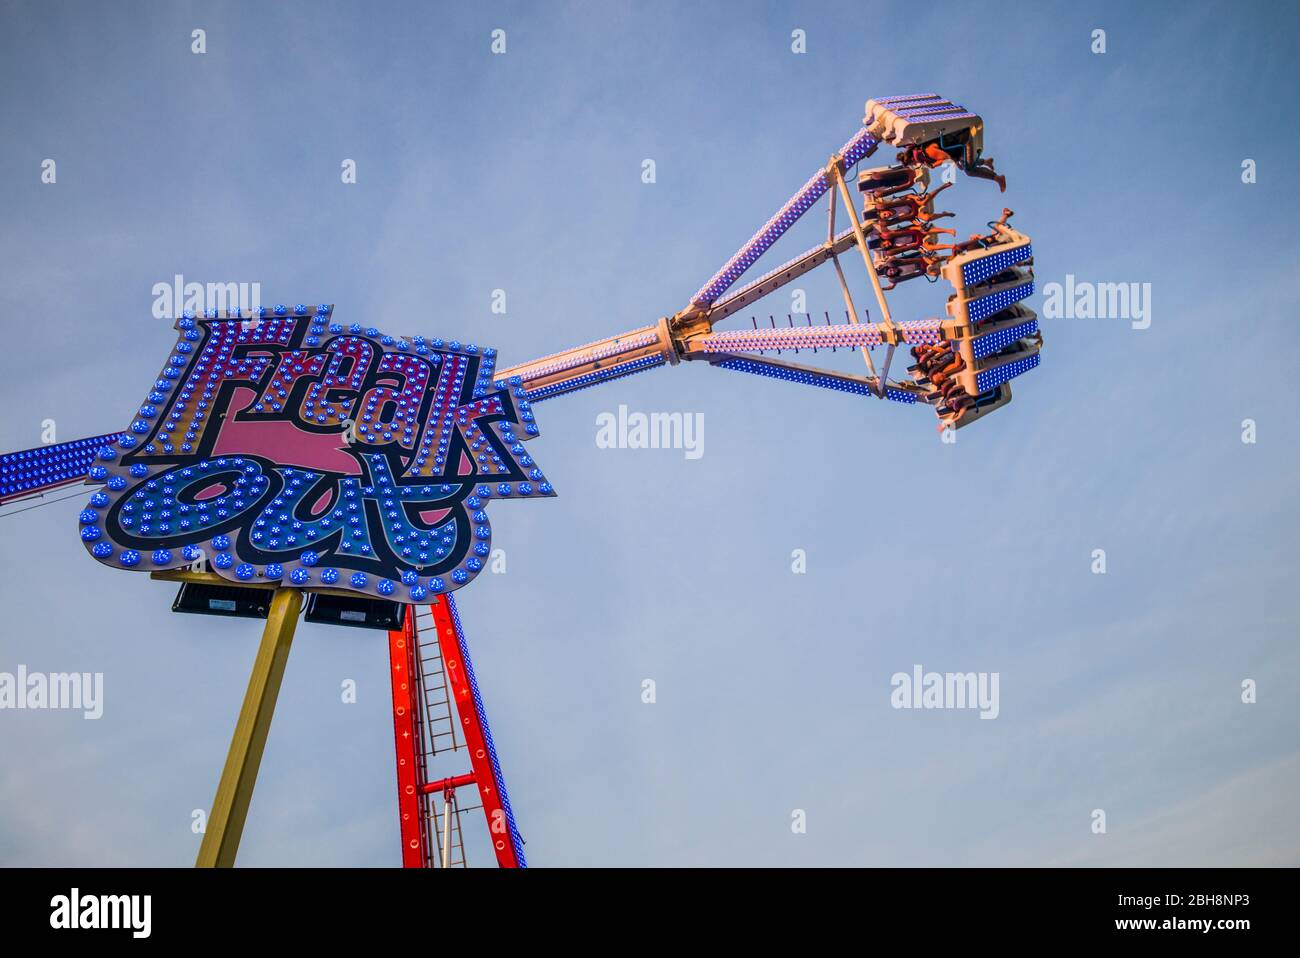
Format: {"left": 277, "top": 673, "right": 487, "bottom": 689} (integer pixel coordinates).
{"left": 77, "top": 304, "right": 553, "bottom": 600}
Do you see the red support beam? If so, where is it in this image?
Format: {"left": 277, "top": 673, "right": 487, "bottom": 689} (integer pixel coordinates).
{"left": 387, "top": 607, "right": 427, "bottom": 868}
{"left": 421, "top": 772, "right": 477, "bottom": 796}
{"left": 428, "top": 596, "right": 521, "bottom": 868}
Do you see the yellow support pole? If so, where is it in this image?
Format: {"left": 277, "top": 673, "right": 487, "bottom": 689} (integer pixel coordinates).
{"left": 196, "top": 587, "right": 302, "bottom": 868}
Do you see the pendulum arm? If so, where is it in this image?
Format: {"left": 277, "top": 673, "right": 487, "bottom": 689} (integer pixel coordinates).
{"left": 830, "top": 162, "right": 900, "bottom": 393}
{"left": 826, "top": 173, "right": 879, "bottom": 386}
{"left": 0, "top": 432, "right": 124, "bottom": 506}
{"left": 831, "top": 162, "right": 896, "bottom": 332}
{"left": 0, "top": 91, "right": 1043, "bottom": 500}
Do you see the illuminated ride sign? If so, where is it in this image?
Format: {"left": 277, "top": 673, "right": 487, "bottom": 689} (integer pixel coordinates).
{"left": 77, "top": 304, "right": 553, "bottom": 601}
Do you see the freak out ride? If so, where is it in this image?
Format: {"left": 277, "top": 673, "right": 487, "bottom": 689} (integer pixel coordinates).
{"left": 0, "top": 94, "right": 1040, "bottom": 867}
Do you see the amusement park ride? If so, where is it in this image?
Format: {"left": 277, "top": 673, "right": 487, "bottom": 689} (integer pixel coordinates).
{"left": 0, "top": 93, "right": 1039, "bottom": 867}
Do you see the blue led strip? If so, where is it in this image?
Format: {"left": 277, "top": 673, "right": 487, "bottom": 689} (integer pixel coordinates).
{"left": 525, "top": 354, "right": 666, "bottom": 403}
{"left": 961, "top": 244, "right": 1033, "bottom": 287}
{"left": 690, "top": 127, "right": 878, "bottom": 307}
{"left": 444, "top": 594, "right": 527, "bottom": 868}
{"left": 895, "top": 103, "right": 963, "bottom": 118}
{"left": 896, "top": 107, "right": 972, "bottom": 122}
{"left": 966, "top": 281, "right": 1035, "bottom": 323}
{"left": 971, "top": 319, "right": 1039, "bottom": 360}
{"left": 976, "top": 353, "right": 1040, "bottom": 392}
{"left": 840, "top": 126, "right": 879, "bottom": 167}
{"left": 875, "top": 93, "right": 940, "bottom": 106}
{"left": 0, "top": 432, "right": 124, "bottom": 502}
{"left": 715, "top": 357, "right": 916, "bottom": 403}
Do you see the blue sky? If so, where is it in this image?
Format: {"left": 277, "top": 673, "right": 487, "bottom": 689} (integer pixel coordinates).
{"left": 0, "top": 0, "right": 1297, "bottom": 866}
